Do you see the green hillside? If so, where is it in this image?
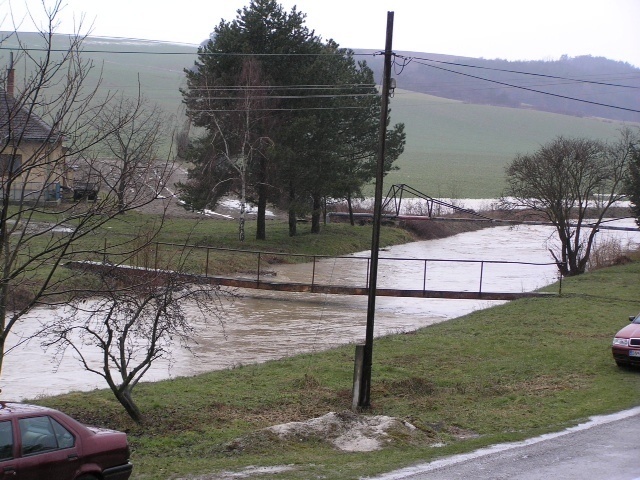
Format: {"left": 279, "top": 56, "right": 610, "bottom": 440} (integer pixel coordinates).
{"left": 386, "top": 90, "right": 626, "bottom": 198}
{"left": 2, "top": 33, "right": 632, "bottom": 198}
{"left": 82, "top": 38, "right": 195, "bottom": 116}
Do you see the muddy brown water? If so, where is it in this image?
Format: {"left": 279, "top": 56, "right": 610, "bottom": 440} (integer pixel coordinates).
{"left": 4, "top": 222, "right": 638, "bottom": 400}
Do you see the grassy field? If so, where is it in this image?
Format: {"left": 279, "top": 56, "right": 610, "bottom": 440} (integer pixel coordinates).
{"left": 385, "top": 91, "right": 626, "bottom": 198}
{"left": 35, "top": 250, "right": 640, "bottom": 479}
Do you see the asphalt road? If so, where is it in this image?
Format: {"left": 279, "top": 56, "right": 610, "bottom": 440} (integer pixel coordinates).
{"left": 371, "top": 407, "right": 640, "bottom": 480}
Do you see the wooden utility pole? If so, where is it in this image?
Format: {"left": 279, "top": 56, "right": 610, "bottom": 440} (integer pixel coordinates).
{"left": 357, "top": 11, "right": 394, "bottom": 409}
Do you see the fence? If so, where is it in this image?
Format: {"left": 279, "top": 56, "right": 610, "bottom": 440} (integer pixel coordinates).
{"left": 108, "top": 241, "right": 561, "bottom": 296}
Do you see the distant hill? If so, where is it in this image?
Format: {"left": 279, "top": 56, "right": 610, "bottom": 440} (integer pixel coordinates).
{"left": 1, "top": 33, "right": 635, "bottom": 197}
{"left": 360, "top": 51, "right": 640, "bottom": 123}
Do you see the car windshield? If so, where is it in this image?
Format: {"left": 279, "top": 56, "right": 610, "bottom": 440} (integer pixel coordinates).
{"left": 634, "top": 315, "right": 640, "bottom": 324}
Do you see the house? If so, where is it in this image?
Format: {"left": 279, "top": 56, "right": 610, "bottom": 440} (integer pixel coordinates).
{"left": 0, "top": 57, "right": 68, "bottom": 203}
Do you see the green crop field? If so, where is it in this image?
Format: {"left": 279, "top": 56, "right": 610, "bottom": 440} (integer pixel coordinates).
{"left": 385, "top": 91, "right": 627, "bottom": 198}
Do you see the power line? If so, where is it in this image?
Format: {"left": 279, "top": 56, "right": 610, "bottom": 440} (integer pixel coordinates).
{"left": 398, "top": 54, "right": 640, "bottom": 90}
{"left": 410, "top": 59, "right": 640, "bottom": 114}
{"left": 4, "top": 41, "right": 638, "bottom": 92}
{"left": 0, "top": 45, "right": 379, "bottom": 57}
{"left": 4, "top": 39, "right": 638, "bottom": 113}
{"left": 190, "top": 106, "right": 372, "bottom": 112}
{"left": 187, "top": 94, "right": 379, "bottom": 100}
{"left": 188, "top": 83, "right": 377, "bottom": 89}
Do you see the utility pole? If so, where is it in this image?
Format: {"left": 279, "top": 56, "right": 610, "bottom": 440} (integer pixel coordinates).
{"left": 357, "top": 11, "right": 394, "bottom": 408}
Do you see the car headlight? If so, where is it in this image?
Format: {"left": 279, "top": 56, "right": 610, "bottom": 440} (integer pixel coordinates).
{"left": 613, "top": 337, "right": 630, "bottom": 346}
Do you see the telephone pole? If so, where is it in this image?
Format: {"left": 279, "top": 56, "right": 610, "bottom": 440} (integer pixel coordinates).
{"left": 357, "top": 11, "right": 395, "bottom": 408}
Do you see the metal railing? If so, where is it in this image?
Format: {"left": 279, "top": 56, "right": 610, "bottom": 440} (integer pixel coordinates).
{"left": 131, "top": 241, "right": 561, "bottom": 295}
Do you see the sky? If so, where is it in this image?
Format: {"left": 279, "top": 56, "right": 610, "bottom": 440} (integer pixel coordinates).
{"left": 4, "top": 0, "right": 640, "bottom": 67}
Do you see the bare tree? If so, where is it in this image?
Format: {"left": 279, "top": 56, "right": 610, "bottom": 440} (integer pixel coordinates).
{"left": 179, "top": 57, "right": 272, "bottom": 241}
{"left": 0, "top": 2, "right": 174, "bottom": 386}
{"left": 89, "top": 91, "right": 170, "bottom": 213}
{"left": 42, "top": 265, "right": 227, "bottom": 423}
{"left": 504, "top": 133, "right": 633, "bottom": 276}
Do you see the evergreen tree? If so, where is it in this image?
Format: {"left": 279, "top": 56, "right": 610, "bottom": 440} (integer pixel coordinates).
{"left": 180, "top": 0, "right": 320, "bottom": 240}
{"left": 179, "top": 0, "right": 406, "bottom": 238}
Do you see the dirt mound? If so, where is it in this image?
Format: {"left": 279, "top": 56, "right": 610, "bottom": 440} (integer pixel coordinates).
{"left": 266, "top": 410, "right": 417, "bottom": 452}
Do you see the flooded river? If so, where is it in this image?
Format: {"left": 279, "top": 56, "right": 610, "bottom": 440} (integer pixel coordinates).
{"left": 3, "top": 221, "right": 639, "bottom": 400}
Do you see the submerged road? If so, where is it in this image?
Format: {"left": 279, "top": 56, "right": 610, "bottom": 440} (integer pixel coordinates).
{"left": 372, "top": 407, "right": 640, "bottom": 480}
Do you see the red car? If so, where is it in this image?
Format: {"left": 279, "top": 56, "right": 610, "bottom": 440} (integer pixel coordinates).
{"left": 0, "top": 403, "right": 132, "bottom": 479}
{"left": 612, "top": 313, "right": 640, "bottom": 367}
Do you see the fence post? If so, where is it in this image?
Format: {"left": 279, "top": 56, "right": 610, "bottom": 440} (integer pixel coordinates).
{"left": 423, "top": 259, "right": 427, "bottom": 292}
{"left": 558, "top": 264, "right": 564, "bottom": 295}
{"left": 312, "top": 256, "right": 316, "bottom": 289}
{"left": 154, "top": 243, "right": 159, "bottom": 270}
{"left": 257, "top": 252, "right": 261, "bottom": 284}
{"left": 352, "top": 345, "right": 365, "bottom": 411}
{"left": 366, "top": 258, "right": 370, "bottom": 289}
{"left": 479, "top": 261, "right": 484, "bottom": 295}
{"left": 103, "top": 238, "right": 107, "bottom": 264}
{"left": 205, "top": 248, "right": 210, "bottom": 277}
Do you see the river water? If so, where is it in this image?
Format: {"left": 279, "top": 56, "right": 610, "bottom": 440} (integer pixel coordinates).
{"left": 3, "top": 220, "right": 639, "bottom": 401}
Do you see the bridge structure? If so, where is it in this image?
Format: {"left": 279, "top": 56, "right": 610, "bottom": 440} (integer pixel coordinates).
{"left": 329, "top": 184, "right": 640, "bottom": 232}
{"left": 66, "top": 246, "right": 560, "bottom": 301}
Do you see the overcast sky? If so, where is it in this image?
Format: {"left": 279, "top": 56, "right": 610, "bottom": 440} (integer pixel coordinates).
{"left": 5, "top": 0, "right": 640, "bottom": 67}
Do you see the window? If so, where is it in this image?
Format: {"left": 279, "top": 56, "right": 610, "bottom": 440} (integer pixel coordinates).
{"left": 19, "top": 416, "right": 74, "bottom": 455}
{"left": 0, "top": 154, "right": 22, "bottom": 176}
{"left": 51, "top": 418, "right": 75, "bottom": 449}
{"left": 0, "top": 421, "right": 13, "bottom": 460}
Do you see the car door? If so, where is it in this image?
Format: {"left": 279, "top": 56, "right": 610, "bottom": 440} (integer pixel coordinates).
{"left": 17, "top": 415, "right": 80, "bottom": 480}
{"left": 0, "top": 420, "right": 17, "bottom": 479}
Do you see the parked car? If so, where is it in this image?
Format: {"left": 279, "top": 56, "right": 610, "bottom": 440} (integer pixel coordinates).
{"left": 612, "top": 313, "right": 640, "bottom": 367}
{"left": 72, "top": 182, "right": 99, "bottom": 201}
{"left": 0, "top": 402, "right": 132, "bottom": 479}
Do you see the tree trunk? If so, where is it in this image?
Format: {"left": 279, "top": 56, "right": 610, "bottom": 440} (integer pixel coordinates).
{"left": 288, "top": 182, "right": 296, "bottom": 237}
{"left": 288, "top": 206, "right": 297, "bottom": 237}
{"left": 256, "top": 158, "right": 267, "bottom": 240}
{"left": 239, "top": 177, "right": 246, "bottom": 242}
{"left": 347, "top": 192, "right": 355, "bottom": 226}
{"left": 115, "top": 388, "right": 142, "bottom": 424}
{"left": 117, "top": 177, "right": 127, "bottom": 214}
{"left": 311, "top": 194, "right": 321, "bottom": 234}
{"left": 322, "top": 197, "right": 327, "bottom": 225}
{"left": 0, "top": 334, "right": 5, "bottom": 381}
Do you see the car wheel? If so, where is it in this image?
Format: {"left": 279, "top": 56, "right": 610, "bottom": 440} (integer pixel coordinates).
{"left": 615, "top": 360, "right": 628, "bottom": 368}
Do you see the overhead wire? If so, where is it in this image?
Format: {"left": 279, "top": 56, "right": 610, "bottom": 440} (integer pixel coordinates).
{"left": 397, "top": 54, "right": 640, "bottom": 90}
{"left": 0, "top": 45, "right": 379, "bottom": 57}
{"left": 187, "top": 84, "right": 377, "bottom": 90}
{"left": 188, "top": 106, "right": 373, "bottom": 112}
{"left": 403, "top": 56, "right": 640, "bottom": 114}
{"left": 187, "top": 94, "right": 378, "bottom": 100}
{"left": 3, "top": 38, "right": 639, "bottom": 114}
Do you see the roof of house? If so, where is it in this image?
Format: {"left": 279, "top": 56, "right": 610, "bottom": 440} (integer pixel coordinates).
{"left": 0, "top": 92, "right": 59, "bottom": 143}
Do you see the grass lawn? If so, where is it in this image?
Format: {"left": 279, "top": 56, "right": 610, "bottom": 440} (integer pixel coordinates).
{"left": 35, "top": 252, "right": 640, "bottom": 479}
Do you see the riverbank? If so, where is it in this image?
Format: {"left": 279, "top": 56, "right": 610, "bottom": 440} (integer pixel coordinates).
{"left": 35, "top": 252, "right": 640, "bottom": 480}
